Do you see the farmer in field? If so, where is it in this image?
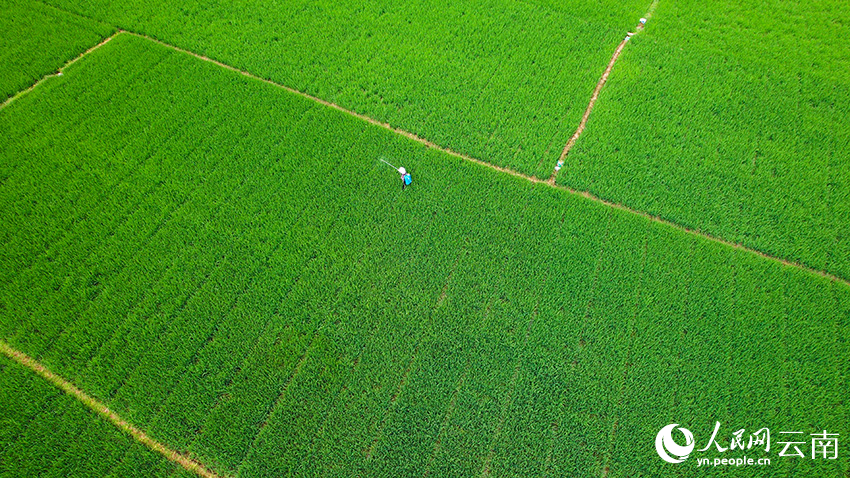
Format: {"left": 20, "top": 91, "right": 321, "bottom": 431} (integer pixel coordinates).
{"left": 399, "top": 167, "right": 412, "bottom": 190}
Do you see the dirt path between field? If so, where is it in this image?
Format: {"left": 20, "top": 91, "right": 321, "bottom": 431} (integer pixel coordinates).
{"left": 0, "top": 340, "right": 223, "bottom": 478}
{"left": 549, "top": 0, "right": 661, "bottom": 183}
{"left": 2, "top": 9, "right": 848, "bottom": 473}
{"left": 552, "top": 37, "right": 628, "bottom": 178}
{"left": 0, "top": 31, "right": 119, "bottom": 110}
{"left": 10, "top": 27, "right": 848, "bottom": 291}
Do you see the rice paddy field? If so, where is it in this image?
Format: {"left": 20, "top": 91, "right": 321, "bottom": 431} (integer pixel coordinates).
{"left": 0, "top": 1, "right": 847, "bottom": 477}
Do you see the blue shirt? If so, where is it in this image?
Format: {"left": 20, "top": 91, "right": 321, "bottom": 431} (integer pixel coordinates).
{"left": 403, "top": 173, "right": 412, "bottom": 185}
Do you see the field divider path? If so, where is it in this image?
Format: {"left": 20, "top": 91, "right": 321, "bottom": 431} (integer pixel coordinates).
{"left": 5, "top": 23, "right": 846, "bottom": 290}
{"left": 5, "top": 22, "right": 842, "bottom": 287}
{"left": 0, "top": 31, "right": 120, "bottom": 110}
{"left": 111, "top": 34, "right": 850, "bottom": 288}
{"left": 0, "top": 340, "right": 224, "bottom": 478}
{"left": 549, "top": 0, "right": 660, "bottom": 182}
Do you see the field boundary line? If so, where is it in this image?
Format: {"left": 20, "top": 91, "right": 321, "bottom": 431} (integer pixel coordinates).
{"left": 120, "top": 31, "right": 543, "bottom": 186}
{"left": 0, "top": 340, "right": 223, "bottom": 478}
{"left": 550, "top": 36, "right": 627, "bottom": 174}
{"left": 22, "top": 30, "right": 846, "bottom": 288}
{"left": 549, "top": 0, "right": 660, "bottom": 181}
{"left": 0, "top": 31, "right": 120, "bottom": 110}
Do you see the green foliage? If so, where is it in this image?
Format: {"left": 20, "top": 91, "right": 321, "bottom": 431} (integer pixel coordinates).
{"left": 559, "top": 0, "right": 850, "bottom": 280}
{"left": 0, "top": 356, "right": 178, "bottom": 477}
{"left": 39, "top": 0, "right": 647, "bottom": 177}
{"left": 0, "top": 33, "right": 847, "bottom": 477}
{"left": 0, "top": 0, "right": 114, "bottom": 100}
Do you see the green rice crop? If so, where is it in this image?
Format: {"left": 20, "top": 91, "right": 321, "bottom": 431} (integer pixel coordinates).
{"left": 0, "top": 0, "right": 114, "bottom": 101}
{"left": 39, "top": 0, "right": 648, "bottom": 177}
{"left": 0, "top": 33, "right": 847, "bottom": 476}
{"left": 559, "top": 0, "right": 850, "bottom": 281}
{"left": 0, "top": 356, "right": 185, "bottom": 477}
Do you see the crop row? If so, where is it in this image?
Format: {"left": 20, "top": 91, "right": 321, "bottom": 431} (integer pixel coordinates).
{"left": 0, "top": 34, "right": 847, "bottom": 477}
{"left": 0, "top": 0, "right": 114, "bottom": 100}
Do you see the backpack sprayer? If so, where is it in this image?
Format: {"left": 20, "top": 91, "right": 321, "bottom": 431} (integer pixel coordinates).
{"left": 380, "top": 158, "right": 411, "bottom": 188}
